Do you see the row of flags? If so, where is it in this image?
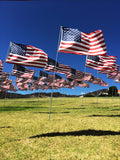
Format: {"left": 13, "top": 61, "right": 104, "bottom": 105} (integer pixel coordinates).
{"left": 1, "top": 26, "right": 120, "bottom": 92}
{"left": 0, "top": 59, "right": 108, "bottom": 92}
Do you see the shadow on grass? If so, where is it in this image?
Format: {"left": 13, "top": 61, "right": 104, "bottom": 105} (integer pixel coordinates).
{"left": 67, "top": 107, "right": 85, "bottom": 110}
{"left": 29, "top": 129, "right": 120, "bottom": 138}
{"left": 34, "top": 111, "right": 70, "bottom": 114}
{"left": 88, "top": 114, "right": 120, "bottom": 117}
{"left": 111, "top": 109, "right": 120, "bottom": 111}
{"left": 112, "top": 105, "right": 120, "bottom": 107}
{"left": 0, "top": 106, "right": 47, "bottom": 112}
{"left": 0, "top": 126, "right": 12, "bottom": 129}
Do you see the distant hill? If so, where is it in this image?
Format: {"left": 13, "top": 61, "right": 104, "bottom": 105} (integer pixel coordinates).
{"left": 0, "top": 91, "right": 79, "bottom": 99}
{"left": 0, "top": 89, "right": 108, "bottom": 99}
{"left": 84, "top": 89, "right": 108, "bottom": 97}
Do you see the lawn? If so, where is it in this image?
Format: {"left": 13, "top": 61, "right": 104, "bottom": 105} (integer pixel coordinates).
{"left": 0, "top": 97, "right": 120, "bottom": 160}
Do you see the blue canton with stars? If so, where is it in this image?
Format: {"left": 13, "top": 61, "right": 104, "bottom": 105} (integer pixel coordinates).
{"left": 62, "top": 27, "right": 81, "bottom": 42}
{"left": 13, "top": 64, "right": 25, "bottom": 72}
{"left": 10, "top": 42, "right": 27, "bottom": 56}
{"left": 87, "top": 55, "right": 100, "bottom": 62}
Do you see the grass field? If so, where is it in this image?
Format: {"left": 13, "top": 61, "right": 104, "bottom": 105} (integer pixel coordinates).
{"left": 0, "top": 96, "right": 120, "bottom": 160}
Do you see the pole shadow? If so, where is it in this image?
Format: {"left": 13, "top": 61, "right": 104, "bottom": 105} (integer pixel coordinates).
{"left": 34, "top": 111, "right": 70, "bottom": 114}
{"left": 88, "top": 114, "right": 120, "bottom": 117}
{"left": 29, "top": 129, "right": 120, "bottom": 138}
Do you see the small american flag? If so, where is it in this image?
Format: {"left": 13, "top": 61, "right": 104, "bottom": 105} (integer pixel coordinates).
{"left": 76, "top": 81, "right": 90, "bottom": 88}
{"left": 86, "top": 55, "right": 104, "bottom": 70}
{"left": 0, "top": 72, "right": 9, "bottom": 81}
{"left": 0, "top": 60, "right": 3, "bottom": 72}
{"left": 99, "top": 80, "right": 109, "bottom": 86}
{"left": 66, "top": 68, "right": 84, "bottom": 81}
{"left": 58, "top": 27, "right": 107, "bottom": 56}
{"left": 15, "top": 77, "right": 32, "bottom": 84}
{"left": 99, "top": 55, "right": 117, "bottom": 67}
{"left": 44, "top": 57, "right": 71, "bottom": 75}
{"left": 39, "top": 70, "right": 48, "bottom": 78}
{"left": 107, "top": 72, "right": 118, "bottom": 79}
{"left": 6, "top": 42, "right": 48, "bottom": 68}
{"left": 11, "top": 64, "right": 34, "bottom": 79}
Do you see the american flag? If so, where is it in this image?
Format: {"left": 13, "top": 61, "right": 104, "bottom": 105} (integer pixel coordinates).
{"left": 76, "top": 81, "right": 90, "bottom": 88}
{"left": 11, "top": 64, "right": 34, "bottom": 79}
{"left": 0, "top": 72, "right": 9, "bottom": 81}
{"left": 44, "top": 57, "right": 58, "bottom": 72}
{"left": 98, "top": 64, "right": 119, "bottom": 74}
{"left": 39, "top": 70, "right": 48, "bottom": 78}
{"left": 66, "top": 68, "right": 84, "bottom": 81}
{"left": 99, "top": 55, "right": 117, "bottom": 66}
{"left": 17, "top": 83, "right": 28, "bottom": 91}
{"left": 113, "top": 71, "right": 120, "bottom": 80}
{"left": 6, "top": 42, "right": 48, "bottom": 68}
{"left": 0, "top": 60, "right": 3, "bottom": 72}
{"left": 44, "top": 57, "right": 71, "bottom": 74}
{"left": 88, "top": 76, "right": 102, "bottom": 85}
{"left": 107, "top": 71, "right": 118, "bottom": 79}
{"left": 1, "top": 79, "right": 12, "bottom": 85}
{"left": 99, "top": 80, "right": 109, "bottom": 86}
{"left": 1, "top": 83, "right": 17, "bottom": 92}
{"left": 92, "top": 77, "right": 102, "bottom": 85}
{"left": 86, "top": 55, "right": 104, "bottom": 70}
{"left": 58, "top": 27, "right": 107, "bottom": 56}
{"left": 15, "top": 77, "right": 32, "bottom": 84}
{"left": 86, "top": 55, "right": 118, "bottom": 71}
{"left": 84, "top": 72, "right": 92, "bottom": 81}
{"left": 56, "top": 63, "right": 71, "bottom": 75}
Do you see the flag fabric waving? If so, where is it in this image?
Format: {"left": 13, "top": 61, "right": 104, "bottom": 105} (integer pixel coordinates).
{"left": 11, "top": 64, "right": 34, "bottom": 79}
{"left": 58, "top": 27, "right": 107, "bottom": 56}
{"left": 6, "top": 42, "right": 48, "bottom": 68}
{"left": 86, "top": 55, "right": 104, "bottom": 70}
{"left": 0, "top": 60, "right": 3, "bottom": 72}
{"left": 99, "top": 55, "right": 117, "bottom": 67}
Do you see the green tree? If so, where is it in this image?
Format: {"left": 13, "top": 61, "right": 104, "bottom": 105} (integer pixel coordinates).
{"left": 108, "top": 86, "right": 118, "bottom": 96}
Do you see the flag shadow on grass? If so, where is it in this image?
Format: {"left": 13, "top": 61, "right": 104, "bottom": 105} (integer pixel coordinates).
{"left": 34, "top": 111, "right": 70, "bottom": 114}
{"left": 0, "top": 106, "right": 47, "bottom": 112}
{"left": 88, "top": 114, "right": 120, "bottom": 117}
{"left": 66, "top": 107, "right": 85, "bottom": 110}
{"left": 29, "top": 129, "right": 120, "bottom": 138}
{"left": 0, "top": 126, "right": 12, "bottom": 129}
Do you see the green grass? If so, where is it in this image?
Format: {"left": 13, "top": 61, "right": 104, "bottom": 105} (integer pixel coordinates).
{"left": 0, "top": 97, "right": 120, "bottom": 160}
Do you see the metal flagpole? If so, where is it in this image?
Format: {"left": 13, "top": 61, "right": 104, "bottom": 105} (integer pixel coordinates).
{"left": 3, "top": 42, "right": 11, "bottom": 108}
{"left": 81, "top": 55, "right": 88, "bottom": 109}
{"left": 96, "top": 70, "right": 99, "bottom": 107}
{"left": 49, "top": 26, "right": 62, "bottom": 120}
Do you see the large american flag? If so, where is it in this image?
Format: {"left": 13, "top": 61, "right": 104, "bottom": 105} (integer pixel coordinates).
{"left": 11, "top": 64, "right": 34, "bottom": 79}
{"left": 58, "top": 27, "right": 107, "bottom": 56}
{"left": 6, "top": 42, "right": 48, "bottom": 68}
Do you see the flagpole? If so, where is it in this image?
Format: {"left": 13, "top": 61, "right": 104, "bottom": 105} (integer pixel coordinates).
{"left": 49, "top": 26, "right": 62, "bottom": 120}
{"left": 3, "top": 42, "right": 11, "bottom": 108}
{"left": 96, "top": 70, "right": 99, "bottom": 106}
{"left": 81, "top": 55, "right": 87, "bottom": 109}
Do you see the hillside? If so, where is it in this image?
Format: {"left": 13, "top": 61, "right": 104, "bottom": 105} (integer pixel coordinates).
{"left": 0, "top": 89, "right": 109, "bottom": 99}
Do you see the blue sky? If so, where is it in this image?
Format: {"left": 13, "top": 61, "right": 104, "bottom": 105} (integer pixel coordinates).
{"left": 0, "top": 0, "right": 120, "bottom": 95}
